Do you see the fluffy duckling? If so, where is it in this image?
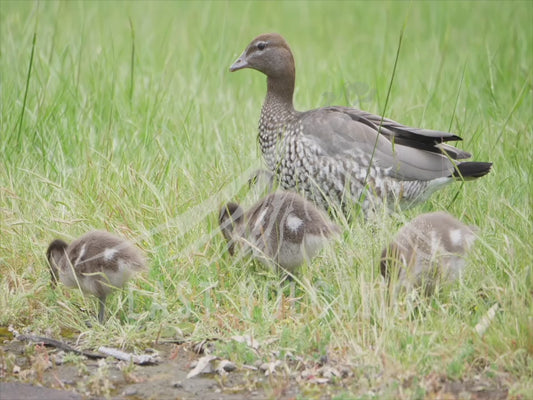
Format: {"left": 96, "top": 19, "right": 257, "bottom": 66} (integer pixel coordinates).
{"left": 380, "top": 212, "right": 478, "bottom": 295}
{"left": 219, "top": 191, "right": 341, "bottom": 274}
{"left": 46, "top": 230, "right": 146, "bottom": 322}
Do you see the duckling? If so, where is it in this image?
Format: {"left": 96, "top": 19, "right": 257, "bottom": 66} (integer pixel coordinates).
{"left": 46, "top": 230, "right": 146, "bottom": 322}
{"left": 380, "top": 212, "right": 478, "bottom": 295}
{"left": 219, "top": 191, "right": 341, "bottom": 274}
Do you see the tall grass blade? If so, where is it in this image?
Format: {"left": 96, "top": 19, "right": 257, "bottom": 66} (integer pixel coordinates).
{"left": 448, "top": 62, "right": 467, "bottom": 133}
{"left": 358, "top": 25, "right": 405, "bottom": 207}
{"left": 16, "top": 32, "right": 37, "bottom": 146}
{"left": 496, "top": 78, "right": 529, "bottom": 145}
{"left": 129, "top": 17, "right": 135, "bottom": 104}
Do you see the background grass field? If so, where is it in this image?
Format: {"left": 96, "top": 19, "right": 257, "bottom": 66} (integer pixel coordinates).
{"left": 1, "top": 1, "right": 532, "bottom": 398}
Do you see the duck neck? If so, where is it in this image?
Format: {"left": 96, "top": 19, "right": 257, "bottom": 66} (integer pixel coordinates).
{"left": 264, "top": 75, "right": 295, "bottom": 116}
{"left": 259, "top": 74, "right": 296, "bottom": 171}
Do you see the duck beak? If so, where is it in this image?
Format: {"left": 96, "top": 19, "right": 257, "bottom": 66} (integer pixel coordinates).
{"left": 229, "top": 52, "right": 248, "bottom": 72}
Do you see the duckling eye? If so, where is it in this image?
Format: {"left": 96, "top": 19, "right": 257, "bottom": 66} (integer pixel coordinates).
{"left": 257, "top": 41, "right": 267, "bottom": 51}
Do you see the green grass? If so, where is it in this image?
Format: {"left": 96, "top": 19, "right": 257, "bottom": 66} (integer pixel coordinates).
{"left": 1, "top": 0, "right": 532, "bottom": 397}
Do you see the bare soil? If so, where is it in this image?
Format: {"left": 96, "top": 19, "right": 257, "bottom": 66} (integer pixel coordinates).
{"left": 0, "top": 332, "right": 512, "bottom": 400}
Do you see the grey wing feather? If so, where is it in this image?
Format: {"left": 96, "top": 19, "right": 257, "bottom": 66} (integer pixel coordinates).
{"left": 325, "top": 107, "right": 471, "bottom": 158}
{"left": 300, "top": 108, "right": 464, "bottom": 181}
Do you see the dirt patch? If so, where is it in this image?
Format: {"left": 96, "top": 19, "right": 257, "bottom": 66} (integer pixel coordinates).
{"left": 420, "top": 372, "right": 510, "bottom": 400}
{"left": 0, "top": 337, "right": 298, "bottom": 400}
{"left": 0, "top": 333, "right": 512, "bottom": 400}
{"left": 1, "top": 382, "right": 83, "bottom": 400}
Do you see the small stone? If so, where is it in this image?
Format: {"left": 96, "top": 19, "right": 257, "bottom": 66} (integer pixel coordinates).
{"left": 54, "top": 359, "right": 64, "bottom": 366}
{"left": 172, "top": 381, "right": 183, "bottom": 389}
{"left": 339, "top": 366, "right": 352, "bottom": 378}
{"left": 321, "top": 366, "right": 340, "bottom": 379}
{"left": 122, "top": 387, "right": 137, "bottom": 396}
{"left": 259, "top": 360, "right": 282, "bottom": 376}
{"left": 53, "top": 352, "right": 65, "bottom": 365}
{"left": 301, "top": 369, "right": 313, "bottom": 379}
{"left": 217, "top": 360, "right": 236, "bottom": 373}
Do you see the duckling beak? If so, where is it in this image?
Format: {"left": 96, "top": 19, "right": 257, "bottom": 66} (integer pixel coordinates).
{"left": 229, "top": 52, "right": 248, "bottom": 72}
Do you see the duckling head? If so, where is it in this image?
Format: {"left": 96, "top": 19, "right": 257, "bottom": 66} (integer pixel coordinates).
{"left": 219, "top": 202, "right": 244, "bottom": 255}
{"left": 46, "top": 239, "right": 68, "bottom": 288}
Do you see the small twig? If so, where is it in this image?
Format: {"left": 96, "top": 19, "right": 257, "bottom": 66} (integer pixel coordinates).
{"left": 16, "top": 334, "right": 103, "bottom": 359}
{"left": 157, "top": 338, "right": 186, "bottom": 345}
{"left": 98, "top": 346, "right": 159, "bottom": 365}
{"left": 16, "top": 334, "right": 160, "bottom": 365}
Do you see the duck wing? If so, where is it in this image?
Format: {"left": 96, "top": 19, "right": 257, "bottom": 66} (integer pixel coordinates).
{"left": 299, "top": 107, "right": 465, "bottom": 181}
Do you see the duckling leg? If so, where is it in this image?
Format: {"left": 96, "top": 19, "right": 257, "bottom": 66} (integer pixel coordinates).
{"left": 97, "top": 295, "right": 107, "bottom": 323}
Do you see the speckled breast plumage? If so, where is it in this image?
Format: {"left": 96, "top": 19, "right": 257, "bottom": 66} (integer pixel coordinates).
{"left": 258, "top": 105, "right": 434, "bottom": 214}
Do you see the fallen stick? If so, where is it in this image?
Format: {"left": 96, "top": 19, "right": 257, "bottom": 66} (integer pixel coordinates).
{"left": 98, "top": 346, "right": 159, "bottom": 365}
{"left": 16, "top": 334, "right": 103, "bottom": 359}
{"left": 15, "top": 334, "right": 159, "bottom": 365}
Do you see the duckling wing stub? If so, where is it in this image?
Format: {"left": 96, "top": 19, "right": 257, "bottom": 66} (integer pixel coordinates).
{"left": 299, "top": 108, "right": 459, "bottom": 181}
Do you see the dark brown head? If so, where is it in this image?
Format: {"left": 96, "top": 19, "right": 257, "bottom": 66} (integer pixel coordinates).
{"left": 230, "top": 33, "right": 295, "bottom": 79}
{"left": 219, "top": 202, "right": 244, "bottom": 255}
{"left": 46, "top": 239, "right": 68, "bottom": 287}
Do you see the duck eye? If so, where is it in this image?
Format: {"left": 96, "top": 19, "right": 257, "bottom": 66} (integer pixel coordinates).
{"left": 257, "top": 42, "right": 267, "bottom": 51}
